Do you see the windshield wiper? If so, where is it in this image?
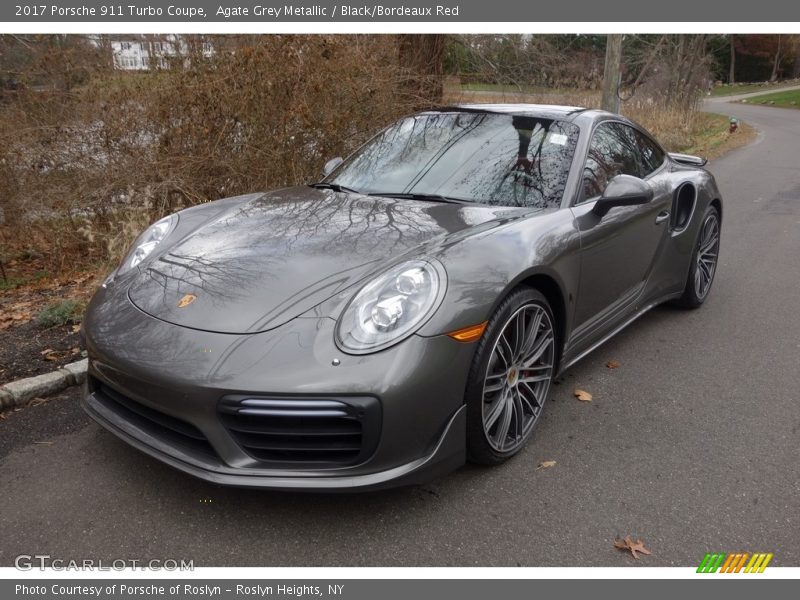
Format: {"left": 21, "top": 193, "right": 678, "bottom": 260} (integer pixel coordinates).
{"left": 367, "top": 192, "right": 468, "bottom": 205}
{"left": 308, "top": 182, "right": 361, "bottom": 194}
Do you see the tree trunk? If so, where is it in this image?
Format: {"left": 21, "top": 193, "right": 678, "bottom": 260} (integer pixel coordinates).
{"left": 729, "top": 35, "right": 736, "bottom": 84}
{"left": 397, "top": 34, "right": 446, "bottom": 110}
{"left": 770, "top": 34, "right": 782, "bottom": 82}
{"left": 601, "top": 34, "right": 623, "bottom": 113}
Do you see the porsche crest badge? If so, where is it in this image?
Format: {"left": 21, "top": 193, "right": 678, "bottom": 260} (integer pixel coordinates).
{"left": 177, "top": 294, "right": 197, "bottom": 308}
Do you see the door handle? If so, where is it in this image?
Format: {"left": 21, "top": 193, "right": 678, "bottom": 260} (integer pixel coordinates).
{"left": 655, "top": 210, "right": 670, "bottom": 224}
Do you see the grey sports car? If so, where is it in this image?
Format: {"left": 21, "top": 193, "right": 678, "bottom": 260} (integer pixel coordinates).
{"left": 82, "top": 104, "right": 722, "bottom": 491}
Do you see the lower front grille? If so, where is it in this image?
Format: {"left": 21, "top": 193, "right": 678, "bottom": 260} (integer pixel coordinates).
{"left": 92, "top": 379, "right": 216, "bottom": 458}
{"left": 218, "top": 395, "right": 381, "bottom": 467}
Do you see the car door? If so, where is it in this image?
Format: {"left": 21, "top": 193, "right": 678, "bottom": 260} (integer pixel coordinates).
{"left": 570, "top": 121, "right": 672, "bottom": 341}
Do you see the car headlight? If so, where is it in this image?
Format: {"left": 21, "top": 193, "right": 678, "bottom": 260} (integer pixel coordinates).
{"left": 336, "top": 259, "right": 446, "bottom": 353}
{"left": 117, "top": 214, "right": 178, "bottom": 275}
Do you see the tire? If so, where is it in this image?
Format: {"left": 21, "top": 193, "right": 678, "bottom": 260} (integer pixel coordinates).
{"left": 465, "top": 287, "right": 557, "bottom": 465}
{"left": 674, "top": 205, "right": 721, "bottom": 309}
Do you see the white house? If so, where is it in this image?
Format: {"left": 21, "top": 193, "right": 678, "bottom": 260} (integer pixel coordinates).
{"left": 110, "top": 36, "right": 213, "bottom": 70}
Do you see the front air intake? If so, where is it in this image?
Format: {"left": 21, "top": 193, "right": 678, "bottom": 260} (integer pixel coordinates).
{"left": 218, "top": 395, "right": 381, "bottom": 467}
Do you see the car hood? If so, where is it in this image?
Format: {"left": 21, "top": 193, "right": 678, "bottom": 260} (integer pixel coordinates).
{"left": 127, "top": 187, "right": 517, "bottom": 334}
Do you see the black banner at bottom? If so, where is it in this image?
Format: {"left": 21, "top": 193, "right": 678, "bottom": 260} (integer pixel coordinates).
{"left": 3, "top": 579, "right": 796, "bottom": 600}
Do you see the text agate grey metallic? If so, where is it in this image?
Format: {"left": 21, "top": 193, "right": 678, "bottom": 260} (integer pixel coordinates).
{"left": 81, "top": 105, "right": 722, "bottom": 490}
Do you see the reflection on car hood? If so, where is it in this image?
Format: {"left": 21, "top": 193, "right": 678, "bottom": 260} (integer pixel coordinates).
{"left": 127, "top": 187, "right": 518, "bottom": 334}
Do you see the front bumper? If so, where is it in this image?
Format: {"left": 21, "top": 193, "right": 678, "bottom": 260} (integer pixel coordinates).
{"left": 82, "top": 388, "right": 466, "bottom": 491}
{"left": 81, "top": 285, "right": 474, "bottom": 491}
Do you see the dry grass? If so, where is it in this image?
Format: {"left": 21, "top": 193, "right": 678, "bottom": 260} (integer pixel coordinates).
{"left": 680, "top": 113, "right": 757, "bottom": 160}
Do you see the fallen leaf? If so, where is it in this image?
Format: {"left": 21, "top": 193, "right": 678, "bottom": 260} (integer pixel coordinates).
{"left": 40, "top": 348, "right": 54, "bottom": 356}
{"left": 0, "top": 298, "right": 37, "bottom": 328}
{"left": 536, "top": 460, "right": 557, "bottom": 470}
{"left": 574, "top": 389, "right": 593, "bottom": 402}
{"left": 42, "top": 349, "right": 70, "bottom": 361}
{"left": 71, "top": 324, "right": 81, "bottom": 333}
{"left": 606, "top": 360, "right": 620, "bottom": 369}
{"left": 71, "top": 347, "right": 80, "bottom": 355}
{"left": 614, "top": 535, "right": 652, "bottom": 559}
{"left": 28, "top": 397, "right": 49, "bottom": 407}
{"left": 0, "top": 413, "right": 7, "bottom": 420}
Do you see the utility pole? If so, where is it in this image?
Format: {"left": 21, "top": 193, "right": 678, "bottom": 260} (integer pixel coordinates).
{"left": 601, "top": 34, "right": 623, "bottom": 114}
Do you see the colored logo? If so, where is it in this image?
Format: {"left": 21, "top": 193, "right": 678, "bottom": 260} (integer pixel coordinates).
{"left": 697, "top": 552, "right": 773, "bottom": 573}
{"left": 177, "top": 294, "right": 197, "bottom": 308}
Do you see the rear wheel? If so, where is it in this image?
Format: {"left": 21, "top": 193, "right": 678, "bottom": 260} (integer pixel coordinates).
{"left": 675, "top": 205, "right": 720, "bottom": 309}
{"left": 465, "top": 288, "right": 556, "bottom": 465}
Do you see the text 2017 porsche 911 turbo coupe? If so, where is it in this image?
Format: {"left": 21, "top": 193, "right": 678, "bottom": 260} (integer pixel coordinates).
{"left": 82, "top": 104, "right": 722, "bottom": 490}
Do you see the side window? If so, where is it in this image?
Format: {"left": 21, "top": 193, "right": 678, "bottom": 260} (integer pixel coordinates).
{"left": 634, "top": 129, "right": 666, "bottom": 177}
{"left": 580, "top": 123, "right": 641, "bottom": 202}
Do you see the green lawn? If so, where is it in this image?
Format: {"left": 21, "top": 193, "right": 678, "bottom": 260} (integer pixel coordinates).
{"left": 739, "top": 88, "right": 800, "bottom": 109}
{"left": 710, "top": 82, "right": 774, "bottom": 97}
{"left": 709, "top": 80, "right": 800, "bottom": 97}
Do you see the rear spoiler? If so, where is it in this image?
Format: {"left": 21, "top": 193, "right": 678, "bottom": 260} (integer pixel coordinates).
{"left": 668, "top": 152, "right": 708, "bottom": 167}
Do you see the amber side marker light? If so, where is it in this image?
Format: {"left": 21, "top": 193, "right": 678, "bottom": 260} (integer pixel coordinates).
{"left": 447, "top": 321, "right": 488, "bottom": 343}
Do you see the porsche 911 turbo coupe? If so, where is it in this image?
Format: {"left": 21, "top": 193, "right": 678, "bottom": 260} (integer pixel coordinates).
{"left": 82, "top": 104, "right": 722, "bottom": 490}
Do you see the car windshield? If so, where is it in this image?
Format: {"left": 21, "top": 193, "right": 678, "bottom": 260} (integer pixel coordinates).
{"left": 325, "top": 111, "right": 580, "bottom": 209}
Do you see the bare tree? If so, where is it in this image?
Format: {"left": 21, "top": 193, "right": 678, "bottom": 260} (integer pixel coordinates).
{"left": 398, "top": 34, "right": 446, "bottom": 110}
{"left": 660, "top": 35, "right": 709, "bottom": 109}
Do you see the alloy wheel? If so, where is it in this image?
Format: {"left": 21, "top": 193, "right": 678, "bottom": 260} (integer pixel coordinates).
{"left": 481, "top": 303, "right": 555, "bottom": 453}
{"left": 694, "top": 212, "right": 720, "bottom": 300}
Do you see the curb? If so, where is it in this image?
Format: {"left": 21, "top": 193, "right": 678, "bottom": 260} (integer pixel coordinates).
{"left": 0, "top": 358, "right": 88, "bottom": 412}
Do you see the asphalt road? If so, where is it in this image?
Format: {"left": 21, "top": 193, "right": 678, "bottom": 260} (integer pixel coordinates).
{"left": 1, "top": 100, "right": 799, "bottom": 568}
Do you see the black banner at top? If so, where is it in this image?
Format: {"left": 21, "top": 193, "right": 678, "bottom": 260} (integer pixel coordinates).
{"left": 3, "top": 0, "right": 800, "bottom": 23}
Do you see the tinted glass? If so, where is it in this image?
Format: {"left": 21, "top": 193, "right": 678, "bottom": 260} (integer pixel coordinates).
{"left": 580, "top": 122, "right": 642, "bottom": 201}
{"left": 633, "top": 128, "right": 666, "bottom": 176}
{"left": 327, "top": 112, "right": 580, "bottom": 209}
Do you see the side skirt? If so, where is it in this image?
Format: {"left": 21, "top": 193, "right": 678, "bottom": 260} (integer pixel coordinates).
{"left": 557, "top": 291, "right": 681, "bottom": 375}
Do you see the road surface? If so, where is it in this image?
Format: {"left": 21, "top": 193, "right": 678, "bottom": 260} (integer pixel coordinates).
{"left": 1, "top": 99, "right": 799, "bottom": 567}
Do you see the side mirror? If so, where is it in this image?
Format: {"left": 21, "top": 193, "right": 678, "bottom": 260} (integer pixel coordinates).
{"left": 322, "top": 156, "right": 344, "bottom": 177}
{"left": 592, "top": 174, "right": 653, "bottom": 217}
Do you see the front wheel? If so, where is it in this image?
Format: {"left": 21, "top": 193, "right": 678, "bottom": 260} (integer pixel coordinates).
{"left": 675, "top": 205, "right": 721, "bottom": 309}
{"left": 465, "top": 288, "right": 557, "bottom": 465}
